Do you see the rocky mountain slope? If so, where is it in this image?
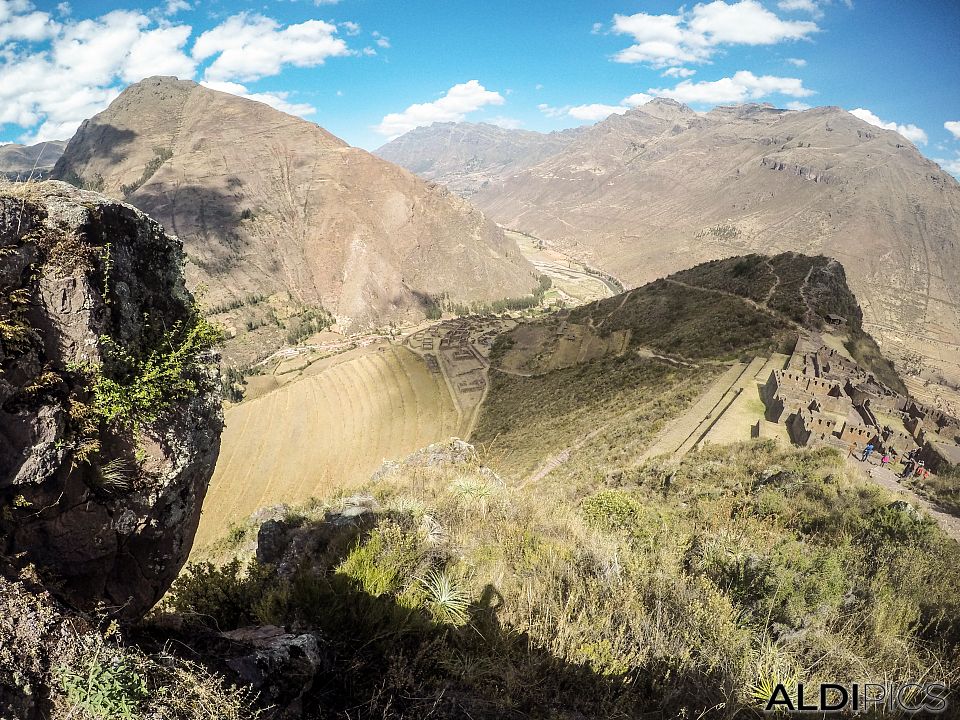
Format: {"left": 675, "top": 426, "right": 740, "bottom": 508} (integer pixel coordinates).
{"left": 0, "top": 181, "right": 221, "bottom": 620}
{"left": 376, "top": 121, "right": 581, "bottom": 198}
{"left": 386, "top": 99, "right": 960, "bottom": 408}
{"left": 52, "top": 77, "right": 536, "bottom": 364}
{"left": 0, "top": 141, "right": 66, "bottom": 180}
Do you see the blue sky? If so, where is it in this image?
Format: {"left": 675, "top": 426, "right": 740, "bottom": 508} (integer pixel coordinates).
{"left": 1, "top": 0, "right": 958, "bottom": 175}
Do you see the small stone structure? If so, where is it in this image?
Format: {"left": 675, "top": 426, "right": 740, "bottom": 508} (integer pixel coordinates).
{"left": 762, "top": 334, "right": 960, "bottom": 472}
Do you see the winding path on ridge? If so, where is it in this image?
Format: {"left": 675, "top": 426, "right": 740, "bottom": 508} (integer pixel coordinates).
{"left": 849, "top": 457, "right": 960, "bottom": 543}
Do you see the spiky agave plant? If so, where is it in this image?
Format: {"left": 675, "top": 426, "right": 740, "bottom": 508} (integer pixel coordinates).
{"left": 93, "top": 457, "right": 133, "bottom": 495}
{"left": 420, "top": 569, "right": 470, "bottom": 626}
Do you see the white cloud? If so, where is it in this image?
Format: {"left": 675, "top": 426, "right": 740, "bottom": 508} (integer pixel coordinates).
{"left": 591, "top": 21, "right": 603, "bottom": 34}
{"left": 340, "top": 20, "right": 360, "bottom": 36}
{"left": 849, "top": 108, "right": 927, "bottom": 146}
{"left": 371, "top": 30, "right": 389, "bottom": 48}
{"left": 488, "top": 115, "right": 523, "bottom": 130}
{"left": 361, "top": 46, "right": 376, "bottom": 56}
{"left": 612, "top": 1, "right": 818, "bottom": 68}
{"left": 0, "top": 3, "right": 359, "bottom": 143}
{"left": 164, "top": 0, "right": 190, "bottom": 16}
{"left": 56, "top": 2, "right": 70, "bottom": 16}
{"left": 375, "top": 80, "right": 505, "bottom": 138}
{"left": 786, "top": 100, "right": 810, "bottom": 110}
{"left": 539, "top": 92, "right": 654, "bottom": 123}
{"left": 0, "top": 0, "right": 58, "bottom": 43}
{"left": 193, "top": 12, "right": 349, "bottom": 82}
{"left": 201, "top": 80, "right": 315, "bottom": 117}
{"left": 568, "top": 103, "right": 630, "bottom": 121}
{"left": 662, "top": 67, "right": 695, "bottom": 78}
{"left": 777, "top": 0, "right": 824, "bottom": 18}
{"left": 785, "top": 57, "right": 806, "bottom": 67}
{"left": 650, "top": 70, "right": 813, "bottom": 105}
{"left": 945, "top": 121, "right": 960, "bottom": 140}
{"left": 933, "top": 152, "right": 960, "bottom": 179}
{"left": 0, "top": 7, "right": 196, "bottom": 142}
{"left": 622, "top": 92, "right": 654, "bottom": 106}
{"left": 538, "top": 103, "right": 568, "bottom": 119}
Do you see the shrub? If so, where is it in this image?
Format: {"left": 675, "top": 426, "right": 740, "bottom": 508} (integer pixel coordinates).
{"left": 86, "top": 307, "right": 222, "bottom": 431}
{"left": 60, "top": 653, "right": 148, "bottom": 720}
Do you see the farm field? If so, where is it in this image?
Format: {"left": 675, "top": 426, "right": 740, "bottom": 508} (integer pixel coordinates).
{"left": 506, "top": 229, "right": 618, "bottom": 307}
{"left": 194, "top": 343, "right": 464, "bottom": 550}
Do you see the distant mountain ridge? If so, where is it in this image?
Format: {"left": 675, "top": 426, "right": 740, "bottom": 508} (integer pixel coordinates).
{"left": 52, "top": 77, "right": 536, "bottom": 365}
{"left": 380, "top": 98, "right": 960, "bottom": 408}
{"left": 376, "top": 121, "right": 584, "bottom": 198}
{"left": 0, "top": 141, "right": 66, "bottom": 179}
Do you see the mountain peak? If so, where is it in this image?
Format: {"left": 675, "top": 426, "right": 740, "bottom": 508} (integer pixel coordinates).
{"left": 53, "top": 79, "right": 535, "bottom": 365}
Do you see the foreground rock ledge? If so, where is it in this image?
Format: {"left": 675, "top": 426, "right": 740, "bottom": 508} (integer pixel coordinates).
{"left": 0, "top": 180, "right": 222, "bottom": 619}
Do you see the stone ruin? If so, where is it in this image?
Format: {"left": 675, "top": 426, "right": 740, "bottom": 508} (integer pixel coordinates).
{"left": 762, "top": 335, "right": 960, "bottom": 473}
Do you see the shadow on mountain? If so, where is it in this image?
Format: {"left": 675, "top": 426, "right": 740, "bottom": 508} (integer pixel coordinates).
{"left": 137, "top": 510, "right": 724, "bottom": 719}
{"left": 132, "top": 181, "right": 252, "bottom": 277}
{"left": 54, "top": 123, "right": 137, "bottom": 169}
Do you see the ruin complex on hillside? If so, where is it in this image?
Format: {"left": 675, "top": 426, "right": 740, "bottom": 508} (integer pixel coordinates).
{"left": 763, "top": 335, "right": 960, "bottom": 472}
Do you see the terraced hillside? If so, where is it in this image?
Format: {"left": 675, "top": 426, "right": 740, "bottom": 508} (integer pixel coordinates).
{"left": 472, "top": 253, "right": 873, "bottom": 483}
{"left": 195, "top": 344, "right": 463, "bottom": 548}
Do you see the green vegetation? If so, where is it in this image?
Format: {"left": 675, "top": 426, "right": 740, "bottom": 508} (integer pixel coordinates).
{"left": 61, "top": 170, "right": 106, "bottom": 193}
{"left": 911, "top": 463, "right": 960, "bottom": 516}
{"left": 61, "top": 652, "right": 148, "bottom": 720}
{"left": 572, "top": 279, "right": 792, "bottom": 361}
{"left": 670, "top": 253, "right": 775, "bottom": 302}
{"left": 168, "top": 441, "right": 960, "bottom": 717}
{"left": 0, "top": 287, "right": 36, "bottom": 354}
{"left": 638, "top": 253, "right": 907, "bottom": 391}
{"left": 475, "top": 353, "right": 719, "bottom": 478}
{"left": 203, "top": 293, "right": 268, "bottom": 317}
{"left": 83, "top": 306, "right": 222, "bottom": 431}
{"left": 425, "top": 276, "right": 554, "bottom": 318}
{"left": 120, "top": 147, "right": 173, "bottom": 197}
{"left": 284, "top": 306, "right": 334, "bottom": 345}
{"left": 55, "top": 622, "right": 258, "bottom": 720}
{"left": 844, "top": 330, "right": 908, "bottom": 395}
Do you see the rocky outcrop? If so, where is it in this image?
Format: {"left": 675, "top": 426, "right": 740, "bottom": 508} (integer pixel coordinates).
{"left": 0, "top": 180, "right": 222, "bottom": 620}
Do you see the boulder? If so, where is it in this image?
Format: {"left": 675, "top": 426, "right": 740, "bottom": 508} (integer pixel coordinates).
{"left": 0, "top": 180, "right": 222, "bottom": 619}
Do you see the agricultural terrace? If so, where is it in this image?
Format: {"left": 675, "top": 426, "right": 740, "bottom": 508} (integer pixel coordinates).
{"left": 194, "top": 343, "right": 463, "bottom": 550}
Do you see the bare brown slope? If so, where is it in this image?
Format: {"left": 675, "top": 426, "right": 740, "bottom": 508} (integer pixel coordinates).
{"left": 472, "top": 99, "right": 960, "bottom": 406}
{"left": 375, "top": 121, "right": 582, "bottom": 198}
{"left": 0, "top": 140, "right": 65, "bottom": 178}
{"left": 53, "top": 77, "right": 535, "bottom": 362}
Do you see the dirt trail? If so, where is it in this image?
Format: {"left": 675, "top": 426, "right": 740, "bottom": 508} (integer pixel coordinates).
{"left": 849, "top": 457, "right": 960, "bottom": 542}
{"left": 663, "top": 278, "right": 803, "bottom": 331}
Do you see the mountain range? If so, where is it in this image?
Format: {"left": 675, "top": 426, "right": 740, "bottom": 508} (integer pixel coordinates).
{"left": 0, "top": 140, "right": 65, "bottom": 179}
{"left": 376, "top": 99, "right": 960, "bottom": 408}
{"left": 52, "top": 77, "right": 536, "bottom": 364}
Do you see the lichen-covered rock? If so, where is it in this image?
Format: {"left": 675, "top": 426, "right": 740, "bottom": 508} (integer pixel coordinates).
{"left": 0, "top": 180, "right": 222, "bottom": 620}
{"left": 371, "top": 438, "right": 502, "bottom": 485}
{"left": 0, "top": 568, "right": 96, "bottom": 720}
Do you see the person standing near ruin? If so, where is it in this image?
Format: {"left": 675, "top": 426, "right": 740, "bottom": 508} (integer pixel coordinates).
{"left": 861, "top": 443, "right": 875, "bottom": 462}
{"left": 881, "top": 453, "right": 891, "bottom": 469}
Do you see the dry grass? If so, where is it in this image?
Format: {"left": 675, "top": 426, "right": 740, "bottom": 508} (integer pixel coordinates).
{"left": 168, "top": 440, "right": 960, "bottom": 718}
{"left": 195, "top": 345, "right": 465, "bottom": 550}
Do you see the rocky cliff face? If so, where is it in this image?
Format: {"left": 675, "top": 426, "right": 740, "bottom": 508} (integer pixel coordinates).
{"left": 0, "top": 180, "right": 222, "bottom": 620}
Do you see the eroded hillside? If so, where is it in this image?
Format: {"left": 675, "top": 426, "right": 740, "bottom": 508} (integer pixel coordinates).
{"left": 389, "top": 99, "right": 960, "bottom": 412}
{"left": 52, "top": 77, "right": 537, "bottom": 366}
